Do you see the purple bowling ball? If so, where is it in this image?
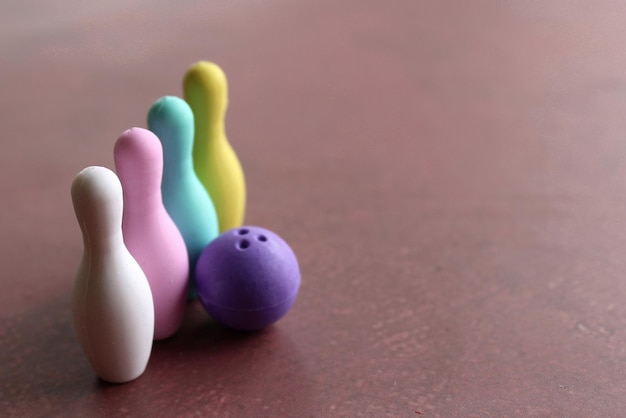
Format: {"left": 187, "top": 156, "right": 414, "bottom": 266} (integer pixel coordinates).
{"left": 194, "top": 226, "right": 300, "bottom": 331}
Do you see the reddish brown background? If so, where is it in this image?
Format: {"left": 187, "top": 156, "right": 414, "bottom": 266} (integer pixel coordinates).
{"left": 3, "top": 1, "right": 626, "bottom": 416}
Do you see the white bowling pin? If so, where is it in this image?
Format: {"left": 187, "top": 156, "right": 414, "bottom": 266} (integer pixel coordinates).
{"left": 71, "top": 166, "right": 154, "bottom": 383}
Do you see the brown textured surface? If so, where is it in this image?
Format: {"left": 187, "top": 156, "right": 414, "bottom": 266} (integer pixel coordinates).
{"left": 3, "top": 1, "right": 626, "bottom": 416}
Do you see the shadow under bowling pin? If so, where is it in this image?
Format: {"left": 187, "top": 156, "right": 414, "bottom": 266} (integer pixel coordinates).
{"left": 114, "top": 128, "right": 188, "bottom": 340}
{"left": 71, "top": 166, "right": 154, "bottom": 383}
{"left": 148, "top": 96, "right": 220, "bottom": 299}
{"left": 183, "top": 61, "right": 246, "bottom": 233}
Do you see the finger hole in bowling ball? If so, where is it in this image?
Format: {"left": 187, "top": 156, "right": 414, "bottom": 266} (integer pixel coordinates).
{"left": 237, "top": 228, "right": 249, "bottom": 235}
{"left": 257, "top": 235, "right": 267, "bottom": 242}
{"left": 237, "top": 239, "right": 250, "bottom": 250}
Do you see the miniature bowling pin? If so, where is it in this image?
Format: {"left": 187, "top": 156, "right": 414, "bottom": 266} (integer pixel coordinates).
{"left": 183, "top": 61, "right": 246, "bottom": 232}
{"left": 147, "top": 96, "right": 219, "bottom": 299}
{"left": 71, "top": 166, "right": 154, "bottom": 383}
{"left": 114, "top": 128, "right": 188, "bottom": 340}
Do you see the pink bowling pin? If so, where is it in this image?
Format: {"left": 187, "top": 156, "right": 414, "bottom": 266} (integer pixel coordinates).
{"left": 71, "top": 166, "right": 154, "bottom": 383}
{"left": 114, "top": 128, "right": 188, "bottom": 340}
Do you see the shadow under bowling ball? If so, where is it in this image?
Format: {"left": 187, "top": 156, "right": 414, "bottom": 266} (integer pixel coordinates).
{"left": 146, "top": 302, "right": 313, "bottom": 415}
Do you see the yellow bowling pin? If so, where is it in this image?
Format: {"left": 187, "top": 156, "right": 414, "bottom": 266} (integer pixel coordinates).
{"left": 183, "top": 61, "right": 246, "bottom": 232}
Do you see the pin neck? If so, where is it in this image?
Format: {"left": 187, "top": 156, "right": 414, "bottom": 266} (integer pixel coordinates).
{"left": 163, "top": 152, "right": 194, "bottom": 175}
{"left": 207, "top": 122, "right": 225, "bottom": 139}
{"left": 123, "top": 190, "right": 163, "bottom": 213}
{"left": 82, "top": 227, "right": 125, "bottom": 256}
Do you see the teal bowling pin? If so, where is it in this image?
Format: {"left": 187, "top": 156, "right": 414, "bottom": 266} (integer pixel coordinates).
{"left": 148, "top": 96, "right": 219, "bottom": 299}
